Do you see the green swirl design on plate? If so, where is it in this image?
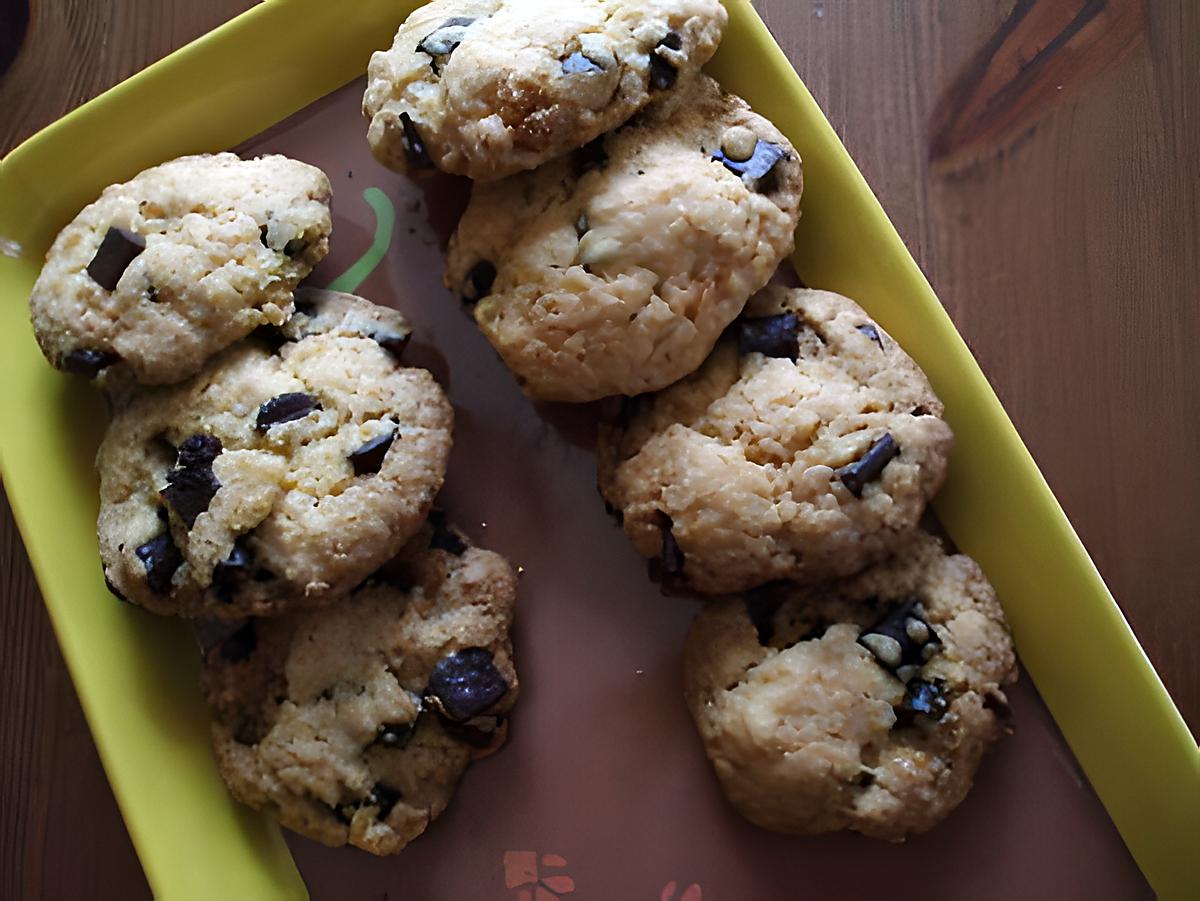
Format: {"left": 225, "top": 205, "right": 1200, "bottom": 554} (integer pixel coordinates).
{"left": 325, "top": 187, "right": 395, "bottom": 293}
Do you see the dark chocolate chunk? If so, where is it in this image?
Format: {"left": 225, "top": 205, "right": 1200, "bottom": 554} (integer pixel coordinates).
{"left": 657, "top": 511, "right": 685, "bottom": 580}
{"left": 86, "top": 226, "right": 145, "bottom": 291}
{"left": 134, "top": 533, "right": 182, "bottom": 594}
{"left": 377, "top": 721, "right": 417, "bottom": 749}
{"left": 63, "top": 347, "right": 119, "bottom": 378}
{"left": 103, "top": 571, "right": 128, "bottom": 603}
{"left": 399, "top": 111, "right": 433, "bottom": 170}
{"left": 562, "top": 51, "right": 604, "bottom": 74}
{"left": 176, "top": 433, "right": 222, "bottom": 469}
{"left": 256, "top": 392, "right": 322, "bottom": 431}
{"left": 743, "top": 585, "right": 786, "bottom": 645}
{"left": 738, "top": 312, "right": 800, "bottom": 360}
{"left": 857, "top": 598, "right": 940, "bottom": 675}
{"left": 160, "top": 466, "right": 221, "bottom": 528}
{"left": 712, "top": 140, "right": 786, "bottom": 190}
{"left": 426, "top": 647, "right": 509, "bottom": 722}
{"left": 857, "top": 323, "right": 884, "bottom": 349}
{"left": 836, "top": 433, "right": 899, "bottom": 498}
{"left": 658, "top": 31, "right": 683, "bottom": 51}
{"left": 648, "top": 52, "right": 677, "bottom": 90}
{"left": 282, "top": 237, "right": 307, "bottom": 258}
{"left": 365, "top": 783, "right": 403, "bottom": 819}
{"left": 897, "top": 678, "right": 949, "bottom": 721}
{"left": 428, "top": 510, "right": 467, "bottom": 555}
{"left": 350, "top": 426, "right": 397, "bottom": 476}
{"left": 461, "top": 260, "right": 496, "bottom": 303}
{"left": 211, "top": 540, "right": 254, "bottom": 602}
{"left": 416, "top": 16, "right": 474, "bottom": 70}
{"left": 571, "top": 136, "right": 609, "bottom": 177}
{"left": 372, "top": 330, "right": 412, "bottom": 360}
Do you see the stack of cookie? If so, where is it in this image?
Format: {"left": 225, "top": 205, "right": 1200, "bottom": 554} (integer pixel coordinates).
{"left": 28, "top": 156, "right": 520, "bottom": 854}
{"left": 365, "top": 0, "right": 1017, "bottom": 841}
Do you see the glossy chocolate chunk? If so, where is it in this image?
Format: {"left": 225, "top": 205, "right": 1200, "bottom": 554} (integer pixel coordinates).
{"left": 377, "top": 721, "right": 417, "bottom": 749}
{"left": 562, "top": 51, "right": 604, "bottom": 74}
{"left": 176, "top": 433, "right": 222, "bottom": 468}
{"left": 365, "top": 783, "right": 403, "bottom": 819}
{"left": 135, "top": 532, "right": 182, "bottom": 594}
{"left": 428, "top": 510, "right": 467, "bottom": 555}
{"left": 399, "top": 111, "right": 433, "bottom": 169}
{"left": 571, "top": 136, "right": 608, "bottom": 177}
{"left": 857, "top": 598, "right": 940, "bottom": 676}
{"left": 648, "top": 52, "right": 676, "bottom": 90}
{"left": 897, "top": 678, "right": 949, "bottom": 721}
{"left": 256, "top": 392, "right": 322, "bottom": 431}
{"left": 743, "top": 585, "right": 786, "bottom": 645}
{"left": 738, "top": 312, "right": 800, "bottom": 360}
{"left": 659, "top": 31, "right": 683, "bottom": 51}
{"left": 160, "top": 466, "right": 221, "bottom": 528}
{"left": 211, "top": 540, "right": 255, "bottom": 602}
{"left": 836, "top": 433, "right": 899, "bottom": 497}
{"left": 461, "top": 260, "right": 496, "bottom": 303}
{"left": 350, "top": 426, "right": 397, "bottom": 476}
{"left": 372, "top": 330, "right": 412, "bottom": 360}
{"left": 63, "top": 347, "right": 120, "bottom": 378}
{"left": 86, "top": 226, "right": 145, "bottom": 291}
{"left": 416, "top": 16, "right": 474, "bottom": 70}
{"left": 426, "top": 647, "right": 509, "bottom": 722}
{"left": 857, "top": 323, "right": 884, "bottom": 349}
{"left": 657, "top": 511, "right": 685, "bottom": 579}
{"left": 712, "top": 140, "right": 786, "bottom": 190}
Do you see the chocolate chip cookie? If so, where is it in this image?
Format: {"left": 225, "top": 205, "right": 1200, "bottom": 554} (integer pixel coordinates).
{"left": 97, "top": 291, "right": 453, "bottom": 618}
{"left": 202, "top": 519, "right": 519, "bottom": 855}
{"left": 598, "top": 286, "right": 953, "bottom": 594}
{"left": 363, "top": 0, "right": 727, "bottom": 180}
{"left": 445, "top": 75, "right": 802, "bottom": 401}
{"left": 684, "top": 531, "right": 1017, "bottom": 840}
{"left": 29, "top": 153, "right": 332, "bottom": 385}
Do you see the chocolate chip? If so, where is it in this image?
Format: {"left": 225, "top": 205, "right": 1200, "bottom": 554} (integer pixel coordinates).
{"left": 836, "top": 433, "right": 899, "bottom": 497}
{"left": 416, "top": 17, "right": 474, "bottom": 71}
{"left": 86, "top": 226, "right": 145, "bottom": 290}
{"left": 211, "top": 540, "right": 254, "bottom": 602}
{"left": 897, "top": 678, "right": 948, "bottom": 721}
{"left": 461, "top": 260, "right": 496, "bottom": 303}
{"left": 372, "top": 331, "right": 412, "bottom": 360}
{"left": 63, "top": 347, "right": 120, "bottom": 378}
{"left": 657, "top": 511, "right": 685, "bottom": 580}
{"left": 571, "top": 136, "right": 609, "bottom": 177}
{"left": 858, "top": 599, "right": 940, "bottom": 676}
{"left": 712, "top": 140, "right": 786, "bottom": 191}
{"left": 399, "top": 111, "right": 433, "bottom": 170}
{"left": 562, "top": 51, "right": 604, "bottom": 74}
{"left": 857, "top": 323, "right": 884, "bottom": 349}
{"left": 256, "top": 393, "right": 322, "bottom": 431}
{"left": 738, "top": 312, "right": 800, "bottom": 360}
{"left": 659, "top": 31, "right": 683, "bottom": 51}
{"left": 648, "top": 53, "right": 676, "bottom": 90}
{"left": 135, "top": 533, "right": 182, "bottom": 594}
{"left": 428, "top": 510, "right": 467, "bottom": 555}
{"left": 282, "top": 237, "right": 307, "bottom": 258}
{"left": 350, "top": 426, "right": 397, "bottom": 476}
{"left": 365, "top": 783, "right": 403, "bottom": 819}
{"left": 160, "top": 466, "right": 221, "bottom": 528}
{"left": 744, "top": 585, "right": 786, "bottom": 644}
{"left": 377, "top": 721, "right": 416, "bottom": 749}
{"left": 176, "top": 434, "right": 222, "bottom": 468}
{"left": 426, "top": 647, "right": 509, "bottom": 722}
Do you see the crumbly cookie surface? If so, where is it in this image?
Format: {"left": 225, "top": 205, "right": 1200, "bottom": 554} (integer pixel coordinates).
{"left": 445, "top": 75, "right": 802, "bottom": 401}
{"left": 363, "top": 0, "right": 727, "bottom": 180}
{"left": 97, "top": 291, "right": 452, "bottom": 618}
{"left": 29, "top": 153, "right": 332, "bottom": 385}
{"left": 684, "top": 532, "right": 1017, "bottom": 840}
{"left": 597, "top": 286, "right": 953, "bottom": 593}
{"left": 202, "top": 522, "right": 519, "bottom": 855}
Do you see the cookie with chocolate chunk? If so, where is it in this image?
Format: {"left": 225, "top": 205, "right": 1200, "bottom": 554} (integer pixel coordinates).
{"left": 446, "top": 74, "right": 802, "bottom": 401}
{"left": 683, "top": 532, "right": 1017, "bottom": 841}
{"left": 29, "top": 153, "right": 332, "bottom": 385}
{"left": 202, "top": 521, "right": 518, "bottom": 855}
{"left": 597, "top": 286, "right": 952, "bottom": 594}
{"left": 97, "top": 291, "right": 452, "bottom": 618}
{"left": 363, "top": 0, "right": 727, "bottom": 180}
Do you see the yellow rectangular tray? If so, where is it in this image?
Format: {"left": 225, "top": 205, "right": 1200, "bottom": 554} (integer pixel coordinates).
{"left": 0, "top": 1, "right": 1194, "bottom": 898}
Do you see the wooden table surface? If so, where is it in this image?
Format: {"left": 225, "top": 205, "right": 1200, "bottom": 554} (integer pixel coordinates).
{"left": 1, "top": 1, "right": 1196, "bottom": 897}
